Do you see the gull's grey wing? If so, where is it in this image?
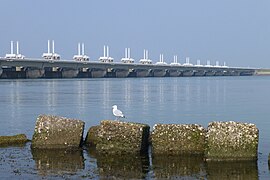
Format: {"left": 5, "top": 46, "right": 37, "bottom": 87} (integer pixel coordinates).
{"left": 114, "top": 109, "right": 124, "bottom": 117}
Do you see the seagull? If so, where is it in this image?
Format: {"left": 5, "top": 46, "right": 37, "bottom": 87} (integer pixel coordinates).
{"left": 112, "top": 105, "right": 125, "bottom": 120}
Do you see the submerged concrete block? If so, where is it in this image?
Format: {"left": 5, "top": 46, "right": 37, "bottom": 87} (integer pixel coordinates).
{"left": 206, "top": 121, "right": 259, "bottom": 161}
{"left": 31, "top": 115, "right": 85, "bottom": 149}
{"left": 0, "top": 134, "right": 28, "bottom": 146}
{"left": 96, "top": 120, "right": 150, "bottom": 154}
{"left": 85, "top": 125, "right": 100, "bottom": 146}
{"left": 151, "top": 124, "right": 206, "bottom": 155}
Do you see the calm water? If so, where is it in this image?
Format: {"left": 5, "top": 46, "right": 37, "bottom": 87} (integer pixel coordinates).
{"left": 0, "top": 76, "right": 270, "bottom": 179}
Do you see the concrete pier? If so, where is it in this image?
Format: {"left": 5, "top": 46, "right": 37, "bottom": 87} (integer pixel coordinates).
{"left": 153, "top": 69, "right": 167, "bottom": 77}
{"left": 91, "top": 68, "right": 107, "bottom": 78}
{"left": 182, "top": 70, "right": 194, "bottom": 76}
{"left": 0, "top": 58, "right": 257, "bottom": 79}
{"left": 114, "top": 69, "right": 130, "bottom": 78}
{"left": 61, "top": 68, "right": 79, "bottom": 78}
{"left": 169, "top": 69, "right": 182, "bottom": 77}
{"left": 26, "top": 68, "right": 45, "bottom": 78}
{"left": 136, "top": 69, "right": 152, "bottom": 77}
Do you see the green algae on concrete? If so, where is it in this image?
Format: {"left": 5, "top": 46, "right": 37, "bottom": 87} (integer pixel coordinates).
{"left": 0, "top": 134, "right": 28, "bottom": 146}
{"left": 85, "top": 125, "right": 100, "bottom": 147}
{"left": 95, "top": 120, "right": 150, "bottom": 155}
{"left": 206, "top": 121, "right": 259, "bottom": 161}
{"left": 31, "top": 115, "right": 85, "bottom": 149}
{"left": 151, "top": 124, "right": 206, "bottom": 155}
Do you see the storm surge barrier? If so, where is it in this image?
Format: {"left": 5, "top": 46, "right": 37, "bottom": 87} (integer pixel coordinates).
{"left": 0, "top": 58, "right": 256, "bottom": 79}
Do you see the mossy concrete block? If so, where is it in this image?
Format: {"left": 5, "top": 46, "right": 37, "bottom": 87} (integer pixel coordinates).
{"left": 206, "top": 121, "right": 259, "bottom": 161}
{"left": 31, "top": 115, "right": 85, "bottom": 149}
{"left": 151, "top": 124, "right": 206, "bottom": 155}
{"left": 85, "top": 125, "right": 100, "bottom": 146}
{"left": 0, "top": 134, "right": 28, "bottom": 146}
{"left": 96, "top": 120, "right": 150, "bottom": 154}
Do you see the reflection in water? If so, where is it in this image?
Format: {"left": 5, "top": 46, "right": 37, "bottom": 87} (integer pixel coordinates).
{"left": 47, "top": 80, "right": 57, "bottom": 113}
{"left": 87, "top": 148, "right": 149, "bottom": 179}
{"left": 152, "top": 155, "right": 206, "bottom": 179}
{"left": 206, "top": 161, "right": 258, "bottom": 180}
{"left": 158, "top": 79, "right": 164, "bottom": 103}
{"left": 31, "top": 149, "right": 84, "bottom": 176}
{"left": 124, "top": 79, "right": 131, "bottom": 107}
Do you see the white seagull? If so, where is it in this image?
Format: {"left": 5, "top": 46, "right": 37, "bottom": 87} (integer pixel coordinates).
{"left": 112, "top": 105, "right": 125, "bottom": 120}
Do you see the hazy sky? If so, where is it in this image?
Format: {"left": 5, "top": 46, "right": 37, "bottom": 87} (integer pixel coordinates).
{"left": 0, "top": 0, "right": 269, "bottom": 67}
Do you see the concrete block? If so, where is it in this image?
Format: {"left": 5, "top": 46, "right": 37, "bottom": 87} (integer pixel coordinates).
{"left": 85, "top": 125, "right": 100, "bottom": 146}
{"left": 151, "top": 124, "right": 206, "bottom": 155}
{"left": 96, "top": 120, "right": 150, "bottom": 154}
{"left": 31, "top": 115, "right": 85, "bottom": 149}
{"left": 206, "top": 121, "right": 259, "bottom": 160}
{"left": 0, "top": 134, "right": 28, "bottom": 146}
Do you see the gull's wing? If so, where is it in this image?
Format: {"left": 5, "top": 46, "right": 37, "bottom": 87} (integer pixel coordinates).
{"left": 113, "top": 109, "right": 124, "bottom": 117}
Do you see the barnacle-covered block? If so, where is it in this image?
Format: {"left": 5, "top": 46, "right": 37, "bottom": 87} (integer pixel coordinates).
{"left": 151, "top": 124, "right": 206, "bottom": 155}
{"left": 206, "top": 121, "right": 259, "bottom": 161}
{"left": 85, "top": 125, "right": 100, "bottom": 146}
{"left": 96, "top": 120, "right": 150, "bottom": 154}
{"left": 31, "top": 115, "right": 85, "bottom": 149}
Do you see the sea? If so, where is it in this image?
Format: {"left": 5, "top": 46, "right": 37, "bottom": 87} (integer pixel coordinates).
{"left": 0, "top": 76, "right": 270, "bottom": 179}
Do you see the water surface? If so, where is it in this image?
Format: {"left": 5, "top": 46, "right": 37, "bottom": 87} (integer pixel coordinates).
{"left": 0, "top": 77, "right": 270, "bottom": 179}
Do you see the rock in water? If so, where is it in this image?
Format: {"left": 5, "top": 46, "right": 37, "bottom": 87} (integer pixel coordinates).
{"left": 151, "top": 124, "right": 206, "bottom": 155}
{"left": 31, "top": 115, "right": 85, "bottom": 149}
{"left": 95, "top": 120, "right": 150, "bottom": 154}
{"left": 206, "top": 121, "right": 259, "bottom": 161}
{"left": 0, "top": 134, "right": 28, "bottom": 146}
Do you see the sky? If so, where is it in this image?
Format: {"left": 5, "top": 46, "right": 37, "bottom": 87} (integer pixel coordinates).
{"left": 0, "top": 0, "right": 269, "bottom": 68}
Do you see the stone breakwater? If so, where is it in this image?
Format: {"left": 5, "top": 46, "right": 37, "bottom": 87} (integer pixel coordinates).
{"left": 2, "top": 114, "right": 260, "bottom": 161}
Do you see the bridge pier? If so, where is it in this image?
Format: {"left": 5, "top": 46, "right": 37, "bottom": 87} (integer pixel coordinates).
{"left": 230, "top": 71, "right": 241, "bottom": 76}
{"left": 0, "top": 67, "right": 2, "bottom": 77}
{"left": 205, "top": 70, "right": 216, "bottom": 76}
{"left": 26, "top": 68, "right": 45, "bottom": 78}
{"left": 61, "top": 68, "right": 79, "bottom": 78}
{"left": 153, "top": 69, "right": 167, "bottom": 77}
{"left": 136, "top": 69, "right": 152, "bottom": 77}
{"left": 114, "top": 69, "right": 130, "bottom": 78}
{"left": 182, "top": 70, "right": 194, "bottom": 77}
{"left": 215, "top": 71, "right": 224, "bottom": 76}
{"left": 194, "top": 70, "right": 205, "bottom": 76}
{"left": 128, "top": 69, "right": 136, "bottom": 77}
{"left": 91, "top": 68, "right": 107, "bottom": 78}
{"left": 169, "top": 69, "right": 181, "bottom": 77}
{"left": 44, "top": 67, "right": 62, "bottom": 78}
{"left": 77, "top": 68, "right": 91, "bottom": 78}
